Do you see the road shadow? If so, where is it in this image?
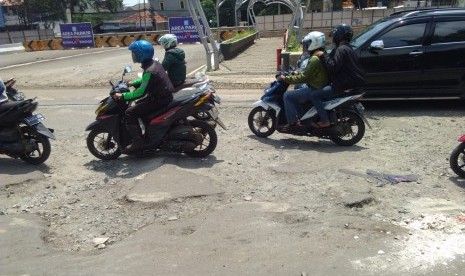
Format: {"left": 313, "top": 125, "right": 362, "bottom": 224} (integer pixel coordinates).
{"left": 164, "top": 155, "right": 224, "bottom": 169}
{"left": 0, "top": 157, "right": 51, "bottom": 175}
{"left": 247, "top": 135, "right": 368, "bottom": 153}
{"left": 449, "top": 176, "right": 465, "bottom": 189}
{"left": 84, "top": 152, "right": 224, "bottom": 178}
{"left": 362, "top": 99, "right": 465, "bottom": 118}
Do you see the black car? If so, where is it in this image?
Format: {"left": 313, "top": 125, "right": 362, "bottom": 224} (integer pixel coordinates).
{"left": 351, "top": 8, "right": 465, "bottom": 100}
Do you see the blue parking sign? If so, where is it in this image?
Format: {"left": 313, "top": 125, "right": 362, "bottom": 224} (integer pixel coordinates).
{"left": 168, "top": 17, "right": 205, "bottom": 43}
{"left": 60, "top": 23, "right": 95, "bottom": 48}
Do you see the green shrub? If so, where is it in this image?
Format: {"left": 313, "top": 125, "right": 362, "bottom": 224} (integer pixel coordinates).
{"left": 223, "top": 29, "right": 257, "bottom": 43}
{"left": 286, "top": 32, "right": 301, "bottom": 52}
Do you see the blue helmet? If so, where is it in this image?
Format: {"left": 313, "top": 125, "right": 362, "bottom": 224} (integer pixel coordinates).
{"left": 128, "top": 40, "right": 154, "bottom": 63}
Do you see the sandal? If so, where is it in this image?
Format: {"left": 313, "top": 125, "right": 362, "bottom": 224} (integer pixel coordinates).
{"left": 280, "top": 121, "right": 301, "bottom": 132}
{"left": 311, "top": 121, "right": 330, "bottom": 128}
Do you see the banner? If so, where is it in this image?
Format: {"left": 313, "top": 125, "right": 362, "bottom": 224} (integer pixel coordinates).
{"left": 60, "top": 23, "right": 95, "bottom": 48}
{"left": 168, "top": 17, "right": 205, "bottom": 43}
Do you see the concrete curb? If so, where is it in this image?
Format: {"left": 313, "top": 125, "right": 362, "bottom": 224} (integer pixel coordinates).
{"left": 0, "top": 43, "right": 25, "bottom": 53}
{"left": 187, "top": 64, "right": 207, "bottom": 78}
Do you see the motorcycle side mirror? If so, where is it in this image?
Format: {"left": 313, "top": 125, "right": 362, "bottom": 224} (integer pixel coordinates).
{"left": 123, "top": 65, "right": 132, "bottom": 76}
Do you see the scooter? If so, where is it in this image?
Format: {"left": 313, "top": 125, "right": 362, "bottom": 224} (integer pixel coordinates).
{"left": 248, "top": 77, "right": 371, "bottom": 146}
{"left": 85, "top": 66, "right": 225, "bottom": 160}
{"left": 450, "top": 134, "right": 465, "bottom": 178}
{"left": 0, "top": 96, "right": 55, "bottom": 164}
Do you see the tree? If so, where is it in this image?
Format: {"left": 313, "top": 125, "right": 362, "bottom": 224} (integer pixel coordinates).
{"left": 254, "top": 2, "right": 292, "bottom": 16}
{"left": 19, "top": 0, "right": 122, "bottom": 28}
{"left": 200, "top": 0, "right": 217, "bottom": 27}
{"left": 200, "top": 0, "right": 249, "bottom": 27}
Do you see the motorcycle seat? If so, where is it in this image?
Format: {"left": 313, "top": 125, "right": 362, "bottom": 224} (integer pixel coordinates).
{"left": 332, "top": 87, "right": 365, "bottom": 98}
{"left": 0, "top": 99, "right": 37, "bottom": 120}
{"left": 0, "top": 101, "right": 25, "bottom": 118}
{"left": 0, "top": 100, "right": 24, "bottom": 111}
{"left": 145, "top": 90, "right": 202, "bottom": 121}
{"left": 174, "top": 79, "right": 204, "bottom": 93}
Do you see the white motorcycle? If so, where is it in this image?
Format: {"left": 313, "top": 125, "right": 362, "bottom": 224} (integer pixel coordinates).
{"left": 248, "top": 80, "right": 371, "bottom": 146}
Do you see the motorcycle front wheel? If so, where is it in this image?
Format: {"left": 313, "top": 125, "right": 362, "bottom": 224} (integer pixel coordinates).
{"left": 248, "top": 106, "right": 276, "bottom": 138}
{"left": 331, "top": 111, "right": 365, "bottom": 146}
{"left": 86, "top": 129, "right": 121, "bottom": 160}
{"left": 450, "top": 143, "right": 465, "bottom": 178}
{"left": 20, "top": 128, "right": 51, "bottom": 165}
{"left": 186, "top": 120, "right": 217, "bottom": 158}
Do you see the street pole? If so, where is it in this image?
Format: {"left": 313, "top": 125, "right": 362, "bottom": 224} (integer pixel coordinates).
{"left": 216, "top": 1, "right": 227, "bottom": 42}
{"left": 144, "top": 0, "right": 147, "bottom": 32}
{"left": 216, "top": 8, "right": 220, "bottom": 41}
{"left": 139, "top": 0, "right": 141, "bottom": 31}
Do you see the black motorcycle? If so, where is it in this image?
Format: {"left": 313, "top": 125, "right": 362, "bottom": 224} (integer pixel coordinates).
{"left": 0, "top": 96, "right": 55, "bottom": 164}
{"left": 85, "top": 67, "right": 225, "bottom": 160}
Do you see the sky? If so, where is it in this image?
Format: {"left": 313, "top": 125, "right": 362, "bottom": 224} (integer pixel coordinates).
{"left": 123, "top": 0, "right": 147, "bottom": 6}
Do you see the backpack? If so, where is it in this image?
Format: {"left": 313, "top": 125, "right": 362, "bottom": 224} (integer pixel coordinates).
{"left": 261, "top": 80, "right": 288, "bottom": 102}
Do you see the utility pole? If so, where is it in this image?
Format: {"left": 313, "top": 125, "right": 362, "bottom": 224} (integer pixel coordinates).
{"left": 144, "top": 0, "right": 147, "bottom": 32}
{"left": 150, "top": 6, "right": 157, "bottom": 31}
{"left": 66, "top": 1, "right": 72, "bottom": 23}
{"left": 139, "top": 0, "right": 141, "bottom": 31}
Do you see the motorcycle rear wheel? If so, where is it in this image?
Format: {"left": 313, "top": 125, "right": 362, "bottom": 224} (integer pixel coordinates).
{"left": 86, "top": 129, "right": 121, "bottom": 160}
{"left": 330, "top": 111, "right": 365, "bottom": 146}
{"left": 248, "top": 106, "right": 276, "bottom": 138}
{"left": 450, "top": 143, "right": 465, "bottom": 178}
{"left": 20, "top": 128, "right": 51, "bottom": 165}
{"left": 185, "top": 120, "right": 217, "bottom": 158}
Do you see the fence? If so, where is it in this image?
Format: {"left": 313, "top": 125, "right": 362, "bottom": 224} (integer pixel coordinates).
{"left": 0, "top": 29, "right": 54, "bottom": 44}
{"left": 255, "top": 5, "right": 457, "bottom": 31}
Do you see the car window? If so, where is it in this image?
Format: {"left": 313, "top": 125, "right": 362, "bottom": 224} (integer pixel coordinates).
{"left": 351, "top": 18, "right": 393, "bottom": 48}
{"left": 432, "top": 21, "right": 465, "bottom": 44}
{"left": 378, "top": 23, "right": 427, "bottom": 48}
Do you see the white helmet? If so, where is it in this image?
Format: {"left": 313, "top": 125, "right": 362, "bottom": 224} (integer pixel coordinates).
{"left": 302, "top": 31, "right": 326, "bottom": 51}
{"left": 158, "top": 34, "right": 178, "bottom": 49}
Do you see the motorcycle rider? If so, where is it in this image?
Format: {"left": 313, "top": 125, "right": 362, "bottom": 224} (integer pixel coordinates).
{"left": 313, "top": 23, "right": 365, "bottom": 127}
{"left": 158, "top": 34, "right": 187, "bottom": 88}
{"left": 293, "top": 41, "right": 312, "bottom": 90}
{"left": 277, "top": 31, "right": 329, "bottom": 131}
{"left": 113, "top": 40, "right": 174, "bottom": 153}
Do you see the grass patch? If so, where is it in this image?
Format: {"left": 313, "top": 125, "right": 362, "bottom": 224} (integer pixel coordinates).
{"left": 223, "top": 29, "right": 257, "bottom": 43}
{"left": 286, "top": 32, "right": 301, "bottom": 52}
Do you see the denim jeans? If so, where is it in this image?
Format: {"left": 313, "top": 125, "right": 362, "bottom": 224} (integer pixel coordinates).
{"left": 283, "top": 86, "right": 313, "bottom": 124}
{"left": 309, "top": 85, "right": 335, "bottom": 123}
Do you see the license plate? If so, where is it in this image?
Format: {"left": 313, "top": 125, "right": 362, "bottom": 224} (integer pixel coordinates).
{"left": 208, "top": 106, "right": 219, "bottom": 119}
{"left": 12, "top": 93, "right": 25, "bottom": 101}
{"left": 24, "top": 114, "right": 45, "bottom": 126}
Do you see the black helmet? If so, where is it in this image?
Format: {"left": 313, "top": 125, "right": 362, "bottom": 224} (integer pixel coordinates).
{"left": 330, "top": 23, "right": 353, "bottom": 44}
